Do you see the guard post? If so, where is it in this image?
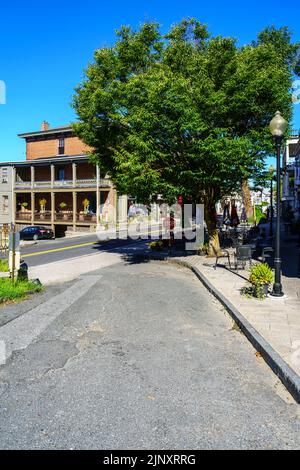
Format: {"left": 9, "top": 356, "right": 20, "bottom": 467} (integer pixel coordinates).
{"left": 9, "top": 228, "right": 20, "bottom": 283}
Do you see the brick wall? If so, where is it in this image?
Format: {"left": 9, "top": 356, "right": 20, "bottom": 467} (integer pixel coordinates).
{"left": 26, "top": 136, "right": 92, "bottom": 160}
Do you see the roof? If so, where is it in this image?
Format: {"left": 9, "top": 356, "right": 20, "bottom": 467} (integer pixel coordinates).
{"left": 0, "top": 154, "right": 89, "bottom": 167}
{"left": 18, "top": 125, "right": 73, "bottom": 139}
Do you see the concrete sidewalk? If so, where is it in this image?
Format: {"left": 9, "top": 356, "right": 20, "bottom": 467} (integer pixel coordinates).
{"left": 141, "top": 247, "right": 300, "bottom": 401}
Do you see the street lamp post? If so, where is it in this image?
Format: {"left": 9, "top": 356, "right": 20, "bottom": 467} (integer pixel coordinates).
{"left": 269, "top": 165, "right": 275, "bottom": 237}
{"left": 269, "top": 111, "right": 288, "bottom": 297}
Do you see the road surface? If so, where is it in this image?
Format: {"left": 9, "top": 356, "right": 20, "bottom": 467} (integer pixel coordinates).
{"left": 20, "top": 233, "right": 147, "bottom": 267}
{"left": 0, "top": 261, "right": 299, "bottom": 449}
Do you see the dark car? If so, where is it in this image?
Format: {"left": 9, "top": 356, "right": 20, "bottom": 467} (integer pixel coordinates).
{"left": 20, "top": 226, "right": 54, "bottom": 241}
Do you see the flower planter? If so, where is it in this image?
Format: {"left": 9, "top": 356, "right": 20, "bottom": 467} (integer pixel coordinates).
{"left": 261, "top": 283, "right": 269, "bottom": 297}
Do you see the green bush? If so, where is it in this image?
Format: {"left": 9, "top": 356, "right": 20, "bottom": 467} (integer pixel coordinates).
{"left": 249, "top": 263, "right": 274, "bottom": 286}
{"left": 0, "top": 279, "right": 43, "bottom": 304}
{"left": 148, "top": 240, "right": 169, "bottom": 251}
{"left": 0, "top": 259, "right": 9, "bottom": 273}
{"left": 241, "top": 285, "right": 266, "bottom": 300}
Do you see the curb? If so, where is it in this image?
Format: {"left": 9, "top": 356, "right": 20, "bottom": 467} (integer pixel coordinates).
{"left": 137, "top": 252, "right": 300, "bottom": 404}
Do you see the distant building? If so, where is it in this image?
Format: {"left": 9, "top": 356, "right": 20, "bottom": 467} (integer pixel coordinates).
{"left": 0, "top": 165, "right": 13, "bottom": 226}
{"left": 0, "top": 122, "right": 128, "bottom": 236}
{"left": 283, "top": 133, "right": 300, "bottom": 219}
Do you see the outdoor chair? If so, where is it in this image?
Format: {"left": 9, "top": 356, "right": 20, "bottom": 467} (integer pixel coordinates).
{"left": 262, "top": 247, "right": 274, "bottom": 264}
{"left": 214, "top": 247, "right": 231, "bottom": 270}
{"left": 234, "top": 245, "right": 253, "bottom": 271}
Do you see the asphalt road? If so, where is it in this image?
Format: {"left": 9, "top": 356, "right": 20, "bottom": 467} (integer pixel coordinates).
{"left": 20, "top": 233, "right": 148, "bottom": 267}
{"left": 0, "top": 261, "right": 299, "bottom": 449}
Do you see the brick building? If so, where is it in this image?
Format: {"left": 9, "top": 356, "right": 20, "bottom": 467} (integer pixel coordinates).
{"left": 0, "top": 122, "right": 124, "bottom": 236}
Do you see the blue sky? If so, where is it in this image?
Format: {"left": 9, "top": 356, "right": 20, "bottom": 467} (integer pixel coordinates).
{"left": 0, "top": 0, "right": 299, "bottom": 162}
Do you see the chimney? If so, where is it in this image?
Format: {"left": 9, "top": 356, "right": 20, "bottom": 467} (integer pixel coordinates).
{"left": 41, "top": 121, "right": 50, "bottom": 131}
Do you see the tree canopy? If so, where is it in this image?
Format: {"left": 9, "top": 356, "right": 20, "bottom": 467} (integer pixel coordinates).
{"left": 73, "top": 19, "right": 300, "bottom": 229}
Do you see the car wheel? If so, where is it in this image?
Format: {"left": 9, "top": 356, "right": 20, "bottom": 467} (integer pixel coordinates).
{"left": 33, "top": 234, "right": 39, "bottom": 241}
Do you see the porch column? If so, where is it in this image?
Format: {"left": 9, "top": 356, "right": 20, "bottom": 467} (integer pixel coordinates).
{"left": 12, "top": 166, "right": 16, "bottom": 189}
{"left": 51, "top": 192, "right": 55, "bottom": 228}
{"left": 31, "top": 166, "right": 35, "bottom": 190}
{"left": 96, "top": 165, "right": 100, "bottom": 226}
{"left": 73, "top": 191, "right": 77, "bottom": 231}
{"left": 31, "top": 192, "right": 35, "bottom": 224}
{"left": 51, "top": 164, "right": 55, "bottom": 189}
{"left": 72, "top": 163, "right": 77, "bottom": 188}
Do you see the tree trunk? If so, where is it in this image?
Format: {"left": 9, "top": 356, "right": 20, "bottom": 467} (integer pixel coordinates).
{"left": 241, "top": 180, "right": 252, "bottom": 218}
{"left": 205, "top": 198, "right": 220, "bottom": 257}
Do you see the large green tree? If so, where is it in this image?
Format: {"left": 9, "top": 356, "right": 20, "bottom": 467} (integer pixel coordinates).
{"left": 73, "top": 19, "right": 300, "bottom": 254}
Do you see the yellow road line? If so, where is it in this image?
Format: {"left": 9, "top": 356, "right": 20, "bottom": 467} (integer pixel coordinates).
{"left": 22, "top": 241, "right": 97, "bottom": 258}
{"left": 21, "top": 229, "right": 164, "bottom": 259}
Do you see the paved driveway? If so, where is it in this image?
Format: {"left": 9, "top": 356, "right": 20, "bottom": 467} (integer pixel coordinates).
{"left": 0, "top": 261, "right": 299, "bottom": 449}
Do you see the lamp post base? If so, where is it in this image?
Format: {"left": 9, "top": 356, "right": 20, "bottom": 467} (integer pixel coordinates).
{"left": 270, "top": 284, "right": 284, "bottom": 297}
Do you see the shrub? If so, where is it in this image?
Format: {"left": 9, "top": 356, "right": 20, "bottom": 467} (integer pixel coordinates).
{"left": 0, "top": 259, "right": 9, "bottom": 273}
{"left": 148, "top": 240, "right": 169, "bottom": 251}
{"left": 249, "top": 263, "right": 274, "bottom": 286}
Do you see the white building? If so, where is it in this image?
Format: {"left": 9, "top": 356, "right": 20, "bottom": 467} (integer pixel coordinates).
{"left": 283, "top": 134, "right": 300, "bottom": 219}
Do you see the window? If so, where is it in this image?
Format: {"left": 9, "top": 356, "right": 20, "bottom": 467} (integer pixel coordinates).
{"left": 1, "top": 167, "right": 8, "bottom": 183}
{"left": 58, "top": 138, "right": 65, "bottom": 155}
{"left": 57, "top": 167, "right": 65, "bottom": 181}
{"left": 2, "top": 195, "right": 9, "bottom": 215}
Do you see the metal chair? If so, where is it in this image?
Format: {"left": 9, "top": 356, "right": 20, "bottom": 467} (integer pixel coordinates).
{"left": 214, "top": 248, "right": 231, "bottom": 270}
{"left": 262, "top": 247, "right": 274, "bottom": 264}
{"left": 234, "top": 245, "right": 253, "bottom": 271}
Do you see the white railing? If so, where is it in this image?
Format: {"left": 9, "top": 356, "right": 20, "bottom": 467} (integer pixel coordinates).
{"left": 35, "top": 181, "right": 55, "bottom": 188}
{"left": 76, "top": 179, "right": 97, "bottom": 187}
{"left": 15, "top": 178, "right": 112, "bottom": 189}
{"left": 53, "top": 180, "right": 73, "bottom": 188}
{"left": 15, "top": 181, "right": 31, "bottom": 188}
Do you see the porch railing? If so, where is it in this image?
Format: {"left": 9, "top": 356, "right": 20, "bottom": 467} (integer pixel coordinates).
{"left": 15, "top": 211, "right": 98, "bottom": 224}
{"left": 15, "top": 178, "right": 112, "bottom": 189}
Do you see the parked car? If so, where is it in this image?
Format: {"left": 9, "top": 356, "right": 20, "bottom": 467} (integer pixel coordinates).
{"left": 20, "top": 226, "right": 54, "bottom": 241}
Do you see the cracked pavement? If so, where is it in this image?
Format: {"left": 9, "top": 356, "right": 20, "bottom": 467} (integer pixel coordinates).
{"left": 0, "top": 261, "right": 300, "bottom": 449}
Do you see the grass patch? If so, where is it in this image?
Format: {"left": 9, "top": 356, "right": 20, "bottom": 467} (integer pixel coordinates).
{"left": 0, "top": 278, "right": 43, "bottom": 304}
{"left": 0, "top": 259, "right": 9, "bottom": 273}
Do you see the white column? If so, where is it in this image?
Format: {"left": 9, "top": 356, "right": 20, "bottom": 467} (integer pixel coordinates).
{"left": 285, "top": 141, "right": 290, "bottom": 166}
{"left": 72, "top": 163, "right": 77, "bottom": 188}
{"left": 96, "top": 165, "right": 101, "bottom": 226}
{"left": 73, "top": 191, "right": 77, "bottom": 230}
{"left": 31, "top": 166, "right": 35, "bottom": 189}
{"left": 51, "top": 164, "right": 55, "bottom": 189}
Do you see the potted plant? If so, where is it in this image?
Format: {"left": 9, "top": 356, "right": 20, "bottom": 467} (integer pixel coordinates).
{"left": 59, "top": 202, "right": 68, "bottom": 220}
{"left": 21, "top": 202, "right": 29, "bottom": 212}
{"left": 249, "top": 263, "right": 274, "bottom": 298}
{"left": 39, "top": 198, "right": 47, "bottom": 212}
{"left": 83, "top": 198, "right": 90, "bottom": 214}
{"left": 39, "top": 198, "right": 47, "bottom": 219}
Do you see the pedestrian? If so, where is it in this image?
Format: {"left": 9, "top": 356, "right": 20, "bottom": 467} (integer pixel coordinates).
{"left": 241, "top": 207, "right": 247, "bottom": 223}
{"left": 223, "top": 203, "right": 230, "bottom": 226}
{"left": 230, "top": 204, "right": 240, "bottom": 227}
